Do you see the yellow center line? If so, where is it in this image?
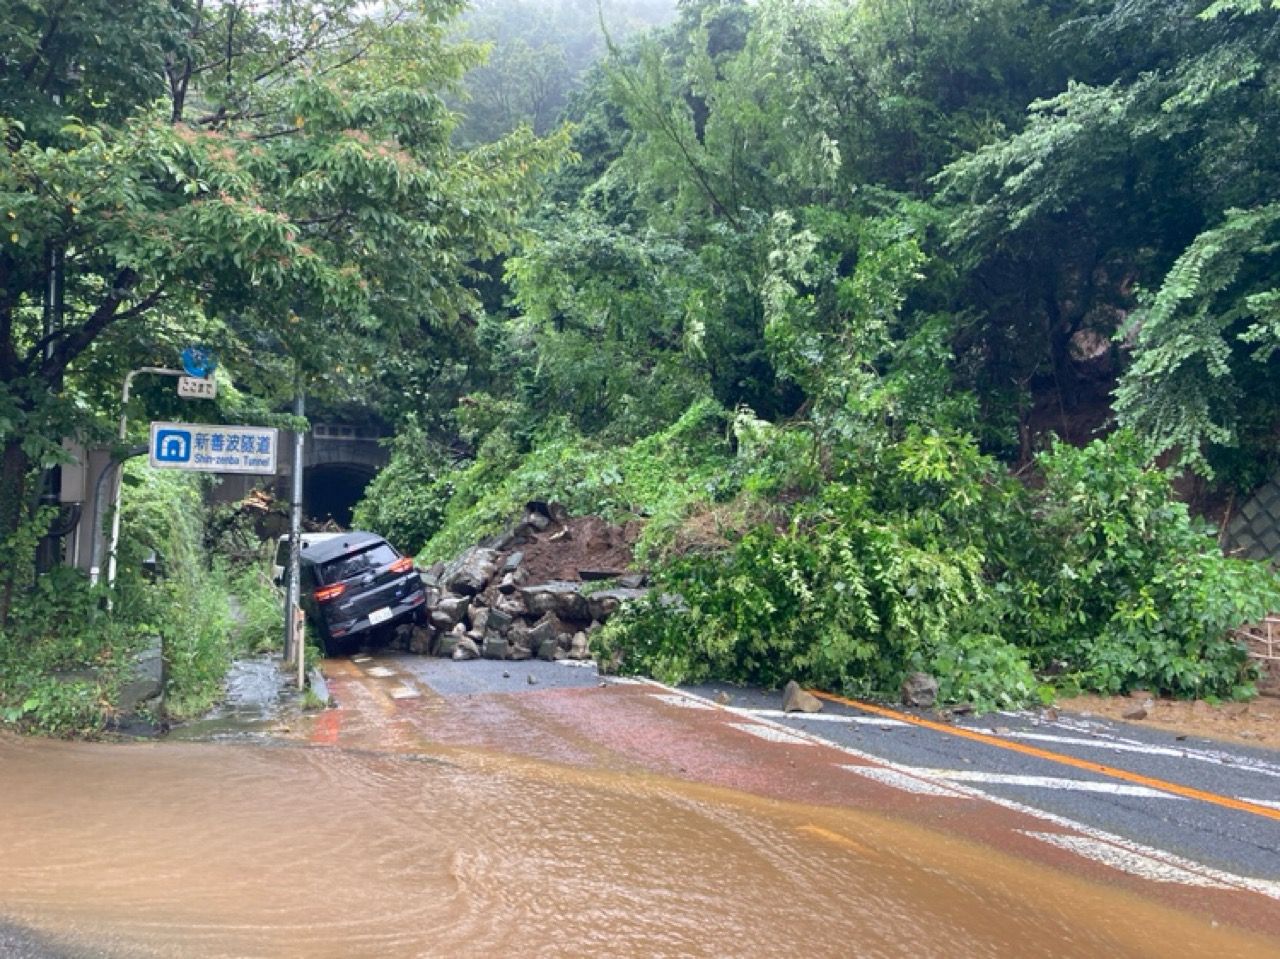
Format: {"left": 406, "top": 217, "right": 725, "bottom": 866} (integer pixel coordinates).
{"left": 808, "top": 690, "right": 1280, "bottom": 823}
{"left": 797, "top": 823, "right": 879, "bottom": 858}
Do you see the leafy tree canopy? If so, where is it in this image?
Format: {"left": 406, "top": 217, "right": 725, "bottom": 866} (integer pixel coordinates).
{"left": 0, "top": 0, "right": 568, "bottom": 542}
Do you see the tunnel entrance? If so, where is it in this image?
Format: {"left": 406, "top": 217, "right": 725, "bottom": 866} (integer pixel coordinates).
{"left": 304, "top": 463, "right": 376, "bottom": 528}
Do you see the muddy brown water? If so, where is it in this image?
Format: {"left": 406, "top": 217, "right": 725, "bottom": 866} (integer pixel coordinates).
{"left": 0, "top": 733, "right": 1274, "bottom": 958}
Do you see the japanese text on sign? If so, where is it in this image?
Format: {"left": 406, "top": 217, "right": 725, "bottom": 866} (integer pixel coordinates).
{"left": 177, "top": 376, "right": 218, "bottom": 399}
{"left": 149, "top": 422, "right": 278, "bottom": 475}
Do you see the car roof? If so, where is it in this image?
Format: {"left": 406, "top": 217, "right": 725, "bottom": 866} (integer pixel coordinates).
{"left": 295, "top": 531, "right": 388, "bottom": 564}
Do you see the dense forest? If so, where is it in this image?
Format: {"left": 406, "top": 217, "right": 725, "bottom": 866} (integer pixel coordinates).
{"left": 3, "top": 0, "right": 1280, "bottom": 730}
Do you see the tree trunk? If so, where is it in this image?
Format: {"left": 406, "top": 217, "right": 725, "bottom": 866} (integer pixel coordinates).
{"left": 0, "top": 439, "right": 32, "bottom": 626}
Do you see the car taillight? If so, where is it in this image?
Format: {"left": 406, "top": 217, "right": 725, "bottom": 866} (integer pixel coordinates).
{"left": 315, "top": 583, "right": 346, "bottom": 602}
{"left": 388, "top": 556, "right": 414, "bottom": 574}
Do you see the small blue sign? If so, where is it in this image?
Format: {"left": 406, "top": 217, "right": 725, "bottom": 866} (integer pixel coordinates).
{"left": 154, "top": 429, "right": 192, "bottom": 463}
{"left": 181, "top": 346, "right": 215, "bottom": 379}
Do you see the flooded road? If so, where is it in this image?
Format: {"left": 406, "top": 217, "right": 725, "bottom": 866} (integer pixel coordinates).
{"left": 1, "top": 660, "right": 1278, "bottom": 957}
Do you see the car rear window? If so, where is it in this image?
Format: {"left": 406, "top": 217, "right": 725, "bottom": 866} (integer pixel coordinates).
{"left": 318, "top": 542, "right": 399, "bottom": 584}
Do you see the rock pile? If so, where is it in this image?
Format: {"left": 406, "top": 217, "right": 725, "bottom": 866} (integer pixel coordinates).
{"left": 391, "top": 501, "right": 647, "bottom": 664}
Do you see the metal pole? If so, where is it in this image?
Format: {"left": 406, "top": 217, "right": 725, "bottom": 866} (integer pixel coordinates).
{"left": 105, "top": 367, "right": 184, "bottom": 598}
{"left": 88, "top": 445, "right": 147, "bottom": 586}
{"left": 284, "top": 388, "right": 305, "bottom": 684}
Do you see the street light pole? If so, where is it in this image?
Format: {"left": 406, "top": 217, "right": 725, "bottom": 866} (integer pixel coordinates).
{"left": 102, "top": 366, "right": 184, "bottom": 593}
{"left": 284, "top": 386, "right": 306, "bottom": 685}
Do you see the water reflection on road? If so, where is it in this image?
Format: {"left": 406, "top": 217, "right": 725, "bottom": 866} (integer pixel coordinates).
{"left": 0, "top": 731, "right": 1274, "bottom": 958}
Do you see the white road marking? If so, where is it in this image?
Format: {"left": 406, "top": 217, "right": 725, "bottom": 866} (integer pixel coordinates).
{"left": 727, "top": 722, "right": 813, "bottom": 746}
{"left": 999, "top": 731, "right": 1189, "bottom": 758}
{"left": 1022, "top": 832, "right": 1233, "bottom": 889}
{"left": 388, "top": 686, "right": 420, "bottom": 700}
{"left": 1004, "top": 714, "right": 1280, "bottom": 780}
{"left": 365, "top": 666, "right": 396, "bottom": 678}
{"left": 638, "top": 679, "right": 1280, "bottom": 901}
{"left": 351, "top": 654, "right": 372, "bottom": 663}
{"left": 924, "top": 769, "right": 1181, "bottom": 799}
{"left": 651, "top": 694, "right": 715, "bottom": 710}
{"left": 840, "top": 765, "right": 971, "bottom": 797}
{"left": 737, "top": 708, "right": 907, "bottom": 727}
{"left": 556, "top": 660, "right": 597, "bottom": 669}
{"left": 1245, "top": 797, "right": 1280, "bottom": 810}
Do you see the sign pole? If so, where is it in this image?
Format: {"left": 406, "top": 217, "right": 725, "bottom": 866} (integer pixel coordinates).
{"left": 103, "top": 367, "right": 183, "bottom": 599}
{"left": 284, "top": 387, "right": 306, "bottom": 683}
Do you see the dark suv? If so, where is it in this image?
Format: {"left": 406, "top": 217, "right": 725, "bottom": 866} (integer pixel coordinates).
{"left": 274, "top": 532, "right": 426, "bottom": 654}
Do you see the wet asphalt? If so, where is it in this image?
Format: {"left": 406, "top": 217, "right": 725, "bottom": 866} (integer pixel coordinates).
{"left": 373, "top": 655, "right": 1280, "bottom": 886}
{"left": 686, "top": 682, "right": 1280, "bottom": 885}
{"left": 0, "top": 919, "right": 90, "bottom": 959}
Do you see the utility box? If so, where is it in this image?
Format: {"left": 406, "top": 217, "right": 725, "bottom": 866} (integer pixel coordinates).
{"left": 59, "top": 439, "right": 86, "bottom": 503}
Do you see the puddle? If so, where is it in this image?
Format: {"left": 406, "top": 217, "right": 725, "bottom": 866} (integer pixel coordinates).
{"left": 167, "top": 654, "right": 298, "bottom": 741}
{"left": 0, "top": 734, "right": 1273, "bottom": 958}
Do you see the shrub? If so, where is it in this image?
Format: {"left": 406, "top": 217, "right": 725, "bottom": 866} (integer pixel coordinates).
{"left": 603, "top": 430, "right": 1278, "bottom": 708}
{"left": 1003, "top": 432, "right": 1276, "bottom": 698}
{"left": 416, "top": 399, "right": 735, "bottom": 564}
{"left": 351, "top": 420, "right": 453, "bottom": 555}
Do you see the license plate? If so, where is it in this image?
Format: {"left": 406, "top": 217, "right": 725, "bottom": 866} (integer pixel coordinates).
{"left": 368, "top": 607, "right": 393, "bottom": 625}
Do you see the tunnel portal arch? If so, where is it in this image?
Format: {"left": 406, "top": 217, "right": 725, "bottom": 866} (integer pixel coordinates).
{"left": 301, "top": 425, "right": 389, "bottom": 527}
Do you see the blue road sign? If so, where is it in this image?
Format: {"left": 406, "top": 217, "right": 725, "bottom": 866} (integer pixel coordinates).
{"left": 149, "top": 422, "right": 278, "bottom": 475}
{"left": 180, "top": 346, "right": 215, "bottom": 379}
{"left": 153, "top": 428, "right": 192, "bottom": 463}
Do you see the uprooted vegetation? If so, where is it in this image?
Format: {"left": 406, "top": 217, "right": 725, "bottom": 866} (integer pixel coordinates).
{"left": 360, "top": 403, "right": 1280, "bottom": 712}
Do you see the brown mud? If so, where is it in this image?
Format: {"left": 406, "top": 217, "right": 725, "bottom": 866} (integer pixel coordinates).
{"left": 512, "top": 514, "right": 641, "bottom": 583}
{"left": 0, "top": 730, "right": 1276, "bottom": 959}
{"left": 1057, "top": 692, "right": 1280, "bottom": 750}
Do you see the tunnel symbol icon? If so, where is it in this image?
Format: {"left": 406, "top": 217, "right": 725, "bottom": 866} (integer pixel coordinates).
{"left": 155, "top": 429, "right": 192, "bottom": 463}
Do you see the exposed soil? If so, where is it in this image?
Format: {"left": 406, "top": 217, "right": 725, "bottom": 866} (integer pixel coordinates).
{"left": 510, "top": 514, "right": 642, "bottom": 583}
{"left": 1056, "top": 691, "right": 1280, "bottom": 751}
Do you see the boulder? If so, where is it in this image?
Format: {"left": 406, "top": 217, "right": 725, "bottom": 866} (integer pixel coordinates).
{"left": 510, "top": 522, "right": 539, "bottom": 545}
{"left": 486, "top": 607, "right": 514, "bottom": 635}
{"left": 520, "top": 581, "right": 591, "bottom": 620}
{"left": 435, "top": 595, "right": 469, "bottom": 627}
{"left": 618, "top": 574, "right": 646, "bottom": 589}
{"left": 481, "top": 529, "right": 516, "bottom": 552}
{"left": 537, "top": 638, "right": 560, "bottom": 661}
{"left": 482, "top": 634, "right": 509, "bottom": 660}
{"left": 782, "top": 680, "right": 822, "bottom": 714}
{"left": 900, "top": 672, "right": 939, "bottom": 709}
{"left": 442, "top": 546, "right": 499, "bottom": 596}
{"left": 493, "top": 593, "right": 526, "bottom": 618}
{"left": 586, "top": 588, "right": 648, "bottom": 622}
{"left": 116, "top": 637, "right": 163, "bottom": 716}
{"left": 435, "top": 634, "right": 459, "bottom": 658}
{"left": 501, "top": 551, "right": 525, "bottom": 574}
{"left": 429, "top": 610, "right": 456, "bottom": 632}
{"left": 527, "top": 616, "right": 559, "bottom": 649}
{"left": 409, "top": 626, "right": 435, "bottom": 655}
{"left": 388, "top": 624, "right": 413, "bottom": 651}
{"left": 524, "top": 510, "right": 551, "bottom": 532}
{"left": 509, "top": 644, "right": 533, "bottom": 661}
{"left": 568, "top": 631, "right": 590, "bottom": 660}
{"left": 452, "top": 636, "right": 481, "bottom": 661}
{"left": 470, "top": 606, "right": 491, "bottom": 635}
